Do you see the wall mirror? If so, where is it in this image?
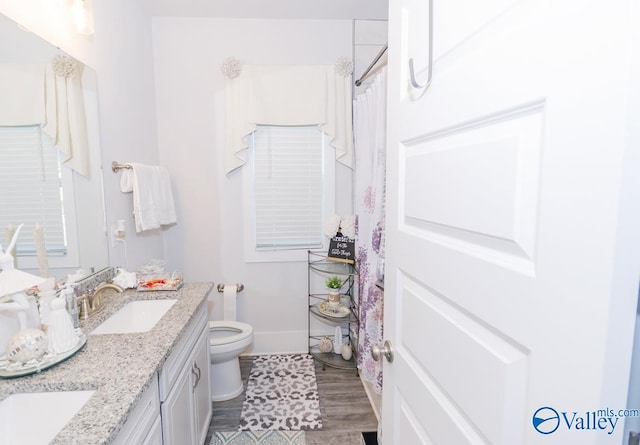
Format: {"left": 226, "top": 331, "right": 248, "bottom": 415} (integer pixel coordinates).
{"left": 0, "top": 13, "right": 109, "bottom": 281}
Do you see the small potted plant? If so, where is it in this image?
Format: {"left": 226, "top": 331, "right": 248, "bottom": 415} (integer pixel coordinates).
{"left": 326, "top": 276, "right": 342, "bottom": 307}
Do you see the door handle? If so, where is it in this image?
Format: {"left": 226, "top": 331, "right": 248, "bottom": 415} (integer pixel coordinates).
{"left": 371, "top": 340, "right": 394, "bottom": 363}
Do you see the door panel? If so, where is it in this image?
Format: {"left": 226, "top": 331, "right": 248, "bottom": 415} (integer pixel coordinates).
{"left": 399, "top": 275, "right": 527, "bottom": 444}
{"left": 403, "top": 106, "right": 543, "bottom": 271}
{"left": 161, "top": 361, "right": 195, "bottom": 445}
{"left": 396, "top": 352, "right": 491, "bottom": 444}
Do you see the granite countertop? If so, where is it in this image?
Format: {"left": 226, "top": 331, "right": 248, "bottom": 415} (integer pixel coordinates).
{"left": 0, "top": 281, "right": 213, "bottom": 445}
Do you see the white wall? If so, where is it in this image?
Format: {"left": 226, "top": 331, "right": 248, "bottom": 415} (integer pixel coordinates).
{"left": 152, "top": 17, "right": 354, "bottom": 353}
{"left": 91, "top": 1, "right": 165, "bottom": 270}
{"left": 0, "top": 0, "right": 166, "bottom": 272}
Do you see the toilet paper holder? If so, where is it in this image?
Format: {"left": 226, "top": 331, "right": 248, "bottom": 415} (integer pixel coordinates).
{"left": 217, "top": 283, "right": 244, "bottom": 293}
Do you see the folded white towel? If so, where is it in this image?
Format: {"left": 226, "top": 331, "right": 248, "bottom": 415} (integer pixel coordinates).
{"left": 120, "top": 163, "right": 177, "bottom": 232}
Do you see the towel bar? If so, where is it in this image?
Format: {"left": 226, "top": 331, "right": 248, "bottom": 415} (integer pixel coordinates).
{"left": 217, "top": 283, "right": 244, "bottom": 293}
{"left": 111, "top": 161, "right": 132, "bottom": 173}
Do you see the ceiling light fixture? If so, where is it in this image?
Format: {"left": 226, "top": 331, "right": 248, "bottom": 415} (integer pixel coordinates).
{"left": 69, "top": 0, "right": 94, "bottom": 35}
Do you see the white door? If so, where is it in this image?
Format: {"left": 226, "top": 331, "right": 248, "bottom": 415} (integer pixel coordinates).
{"left": 382, "top": 0, "right": 640, "bottom": 444}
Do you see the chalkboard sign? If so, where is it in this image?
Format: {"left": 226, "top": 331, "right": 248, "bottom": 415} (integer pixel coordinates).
{"left": 327, "top": 234, "right": 355, "bottom": 264}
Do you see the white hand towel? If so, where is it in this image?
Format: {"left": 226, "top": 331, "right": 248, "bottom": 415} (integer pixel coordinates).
{"left": 156, "top": 166, "right": 177, "bottom": 226}
{"left": 120, "top": 163, "right": 177, "bottom": 232}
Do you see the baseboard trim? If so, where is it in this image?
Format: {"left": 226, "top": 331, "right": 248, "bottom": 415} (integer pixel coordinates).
{"left": 241, "top": 330, "right": 308, "bottom": 356}
{"left": 360, "top": 378, "right": 382, "bottom": 421}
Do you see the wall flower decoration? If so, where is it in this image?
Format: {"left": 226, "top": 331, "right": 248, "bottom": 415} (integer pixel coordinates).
{"left": 221, "top": 57, "right": 242, "bottom": 79}
{"left": 335, "top": 56, "right": 353, "bottom": 78}
{"left": 52, "top": 54, "right": 77, "bottom": 78}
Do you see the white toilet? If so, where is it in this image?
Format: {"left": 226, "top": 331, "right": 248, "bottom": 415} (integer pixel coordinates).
{"left": 209, "top": 320, "right": 254, "bottom": 401}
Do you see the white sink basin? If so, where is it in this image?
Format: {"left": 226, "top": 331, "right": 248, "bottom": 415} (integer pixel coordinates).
{"left": 91, "top": 299, "right": 177, "bottom": 335}
{"left": 0, "top": 390, "right": 94, "bottom": 444}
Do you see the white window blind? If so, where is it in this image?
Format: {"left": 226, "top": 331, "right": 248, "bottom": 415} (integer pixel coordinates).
{"left": 253, "top": 125, "right": 324, "bottom": 250}
{"left": 0, "top": 126, "right": 68, "bottom": 256}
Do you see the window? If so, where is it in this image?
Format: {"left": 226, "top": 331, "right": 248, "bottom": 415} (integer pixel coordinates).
{"left": 0, "top": 125, "right": 79, "bottom": 268}
{"left": 243, "top": 125, "right": 335, "bottom": 262}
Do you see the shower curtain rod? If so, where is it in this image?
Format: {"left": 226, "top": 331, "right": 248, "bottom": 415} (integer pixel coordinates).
{"left": 355, "top": 43, "right": 388, "bottom": 87}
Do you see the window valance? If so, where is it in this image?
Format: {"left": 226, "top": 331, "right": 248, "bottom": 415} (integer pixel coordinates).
{"left": 0, "top": 56, "right": 90, "bottom": 177}
{"left": 222, "top": 58, "right": 354, "bottom": 173}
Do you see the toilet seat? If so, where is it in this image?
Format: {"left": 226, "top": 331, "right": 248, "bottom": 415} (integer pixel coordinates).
{"left": 209, "top": 320, "right": 253, "bottom": 347}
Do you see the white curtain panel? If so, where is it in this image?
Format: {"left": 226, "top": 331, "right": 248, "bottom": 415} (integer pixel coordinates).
{"left": 223, "top": 64, "right": 353, "bottom": 173}
{"left": 0, "top": 62, "right": 90, "bottom": 177}
{"left": 353, "top": 68, "right": 387, "bottom": 394}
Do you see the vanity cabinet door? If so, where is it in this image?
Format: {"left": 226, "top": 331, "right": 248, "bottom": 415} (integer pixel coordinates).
{"left": 160, "top": 359, "right": 196, "bottom": 445}
{"left": 192, "top": 328, "right": 212, "bottom": 445}
{"left": 141, "top": 416, "right": 163, "bottom": 445}
{"left": 159, "top": 304, "right": 211, "bottom": 445}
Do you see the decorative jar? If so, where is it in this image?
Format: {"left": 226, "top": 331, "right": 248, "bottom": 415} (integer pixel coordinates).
{"left": 318, "top": 336, "right": 333, "bottom": 353}
{"left": 341, "top": 342, "right": 353, "bottom": 361}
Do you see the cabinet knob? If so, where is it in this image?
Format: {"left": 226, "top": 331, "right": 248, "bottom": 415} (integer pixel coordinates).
{"left": 371, "top": 340, "right": 394, "bottom": 363}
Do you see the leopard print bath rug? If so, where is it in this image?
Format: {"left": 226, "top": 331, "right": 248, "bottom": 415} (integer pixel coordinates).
{"left": 238, "top": 354, "right": 322, "bottom": 431}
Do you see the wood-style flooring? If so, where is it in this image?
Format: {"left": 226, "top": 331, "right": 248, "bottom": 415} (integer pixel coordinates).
{"left": 206, "top": 356, "right": 378, "bottom": 445}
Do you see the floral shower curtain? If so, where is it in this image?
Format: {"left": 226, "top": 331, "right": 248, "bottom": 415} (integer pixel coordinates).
{"left": 354, "top": 69, "right": 387, "bottom": 393}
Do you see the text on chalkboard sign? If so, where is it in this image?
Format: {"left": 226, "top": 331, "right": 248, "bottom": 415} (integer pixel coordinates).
{"left": 327, "top": 234, "right": 355, "bottom": 264}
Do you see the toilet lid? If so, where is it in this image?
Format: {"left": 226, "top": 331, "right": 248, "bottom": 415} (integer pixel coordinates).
{"left": 209, "top": 320, "right": 253, "bottom": 346}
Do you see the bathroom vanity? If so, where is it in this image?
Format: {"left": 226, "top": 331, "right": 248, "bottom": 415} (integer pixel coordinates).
{"left": 0, "top": 282, "right": 213, "bottom": 445}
